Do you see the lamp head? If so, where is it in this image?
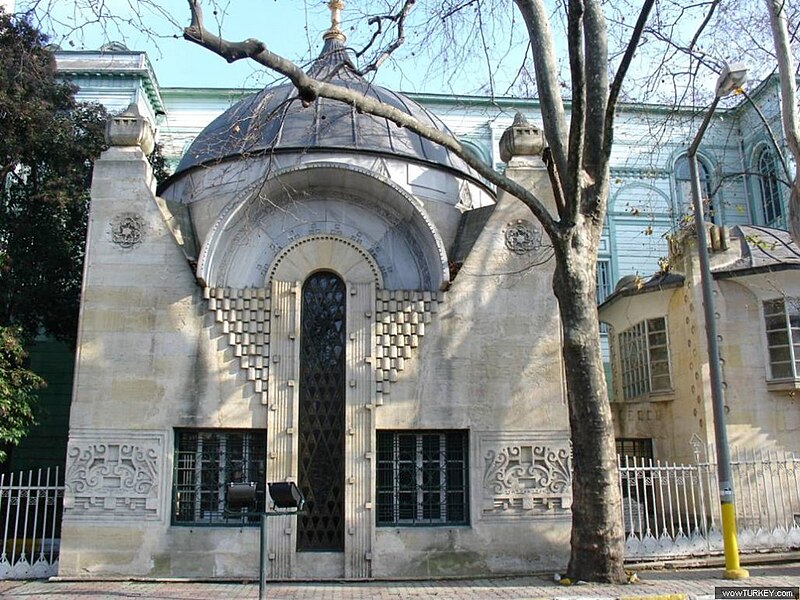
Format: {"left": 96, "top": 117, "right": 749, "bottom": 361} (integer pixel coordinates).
{"left": 268, "top": 481, "right": 305, "bottom": 509}
{"left": 715, "top": 63, "right": 747, "bottom": 97}
{"left": 227, "top": 482, "right": 257, "bottom": 509}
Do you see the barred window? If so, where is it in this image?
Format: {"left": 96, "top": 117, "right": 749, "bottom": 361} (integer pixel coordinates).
{"left": 172, "top": 429, "right": 266, "bottom": 526}
{"left": 618, "top": 317, "right": 671, "bottom": 400}
{"left": 616, "top": 438, "right": 654, "bottom": 500}
{"left": 763, "top": 298, "right": 800, "bottom": 380}
{"left": 376, "top": 431, "right": 468, "bottom": 526}
{"left": 616, "top": 438, "right": 654, "bottom": 463}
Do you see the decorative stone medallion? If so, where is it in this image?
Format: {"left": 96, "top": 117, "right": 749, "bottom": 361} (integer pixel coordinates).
{"left": 110, "top": 213, "right": 145, "bottom": 248}
{"left": 504, "top": 219, "right": 542, "bottom": 255}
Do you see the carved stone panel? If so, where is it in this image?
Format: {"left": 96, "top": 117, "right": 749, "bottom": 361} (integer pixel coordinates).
{"left": 480, "top": 432, "right": 572, "bottom": 519}
{"left": 64, "top": 431, "right": 165, "bottom": 521}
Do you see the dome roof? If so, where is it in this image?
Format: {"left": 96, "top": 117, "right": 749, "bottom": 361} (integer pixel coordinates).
{"left": 173, "top": 38, "right": 482, "bottom": 182}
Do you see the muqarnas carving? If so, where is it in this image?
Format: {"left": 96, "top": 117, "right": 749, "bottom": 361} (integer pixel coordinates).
{"left": 483, "top": 439, "right": 572, "bottom": 516}
{"left": 205, "top": 286, "right": 271, "bottom": 404}
{"left": 374, "top": 289, "right": 437, "bottom": 399}
{"left": 64, "top": 437, "right": 162, "bottom": 520}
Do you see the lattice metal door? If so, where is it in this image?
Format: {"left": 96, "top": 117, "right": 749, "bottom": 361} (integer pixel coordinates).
{"left": 297, "top": 272, "right": 346, "bottom": 551}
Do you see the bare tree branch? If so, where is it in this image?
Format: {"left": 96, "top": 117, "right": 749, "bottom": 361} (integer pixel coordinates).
{"left": 766, "top": 0, "right": 800, "bottom": 243}
{"left": 565, "top": 0, "right": 586, "bottom": 223}
{"left": 688, "top": 0, "right": 720, "bottom": 53}
{"left": 355, "top": 0, "right": 415, "bottom": 77}
{"left": 742, "top": 87, "right": 793, "bottom": 182}
{"left": 513, "top": 0, "right": 569, "bottom": 201}
{"left": 578, "top": 0, "right": 609, "bottom": 223}
{"left": 604, "top": 0, "right": 656, "bottom": 159}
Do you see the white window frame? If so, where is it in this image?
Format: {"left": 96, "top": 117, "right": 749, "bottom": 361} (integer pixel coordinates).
{"left": 617, "top": 317, "right": 672, "bottom": 400}
{"left": 763, "top": 297, "right": 800, "bottom": 381}
{"left": 596, "top": 259, "right": 613, "bottom": 305}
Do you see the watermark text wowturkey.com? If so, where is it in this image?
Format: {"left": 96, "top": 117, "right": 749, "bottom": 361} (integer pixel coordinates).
{"left": 716, "top": 587, "right": 799, "bottom": 599}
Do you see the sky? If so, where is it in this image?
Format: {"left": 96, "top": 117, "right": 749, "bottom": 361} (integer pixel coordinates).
{"left": 20, "top": 1, "right": 342, "bottom": 90}
{"left": 18, "top": 0, "right": 513, "bottom": 95}
{"left": 14, "top": 0, "right": 765, "bottom": 104}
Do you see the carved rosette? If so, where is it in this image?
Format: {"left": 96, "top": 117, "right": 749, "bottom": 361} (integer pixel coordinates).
{"left": 110, "top": 213, "right": 145, "bottom": 249}
{"left": 481, "top": 434, "right": 572, "bottom": 518}
{"left": 64, "top": 433, "right": 164, "bottom": 520}
{"left": 504, "top": 219, "right": 541, "bottom": 255}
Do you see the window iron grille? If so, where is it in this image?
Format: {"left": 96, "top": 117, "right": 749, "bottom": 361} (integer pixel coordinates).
{"left": 172, "top": 429, "right": 266, "bottom": 526}
{"left": 297, "top": 271, "right": 346, "bottom": 551}
{"left": 376, "top": 431, "right": 468, "bottom": 526}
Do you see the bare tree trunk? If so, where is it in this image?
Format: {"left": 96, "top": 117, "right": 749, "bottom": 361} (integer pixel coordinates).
{"left": 552, "top": 220, "right": 626, "bottom": 584}
{"left": 766, "top": 0, "right": 800, "bottom": 243}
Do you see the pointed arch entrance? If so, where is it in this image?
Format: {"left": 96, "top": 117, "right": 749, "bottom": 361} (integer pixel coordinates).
{"left": 297, "top": 271, "right": 346, "bottom": 551}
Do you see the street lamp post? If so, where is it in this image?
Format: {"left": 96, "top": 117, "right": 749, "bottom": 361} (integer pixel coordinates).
{"left": 687, "top": 62, "right": 749, "bottom": 580}
{"left": 227, "top": 481, "right": 305, "bottom": 600}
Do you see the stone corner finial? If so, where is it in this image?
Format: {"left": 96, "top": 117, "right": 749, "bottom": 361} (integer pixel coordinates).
{"left": 106, "top": 102, "right": 155, "bottom": 155}
{"left": 323, "top": 0, "right": 347, "bottom": 43}
{"left": 499, "top": 112, "right": 545, "bottom": 163}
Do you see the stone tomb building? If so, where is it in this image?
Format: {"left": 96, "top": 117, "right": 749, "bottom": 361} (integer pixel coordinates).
{"left": 60, "top": 34, "right": 571, "bottom": 578}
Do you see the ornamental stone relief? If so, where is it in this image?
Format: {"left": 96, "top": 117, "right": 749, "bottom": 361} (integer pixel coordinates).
{"left": 504, "top": 219, "right": 541, "bottom": 255}
{"left": 481, "top": 434, "right": 572, "bottom": 518}
{"left": 205, "top": 286, "right": 271, "bottom": 405}
{"left": 374, "top": 289, "right": 437, "bottom": 401}
{"left": 64, "top": 432, "right": 164, "bottom": 520}
{"left": 206, "top": 285, "right": 437, "bottom": 406}
{"left": 109, "top": 213, "right": 145, "bottom": 248}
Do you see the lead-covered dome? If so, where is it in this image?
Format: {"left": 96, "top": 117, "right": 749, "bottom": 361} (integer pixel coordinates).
{"left": 173, "top": 37, "right": 482, "bottom": 183}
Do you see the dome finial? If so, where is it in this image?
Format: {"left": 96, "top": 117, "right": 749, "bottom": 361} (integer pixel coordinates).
{"left": 323, "top": 0, "right": 346, "bottom": 43}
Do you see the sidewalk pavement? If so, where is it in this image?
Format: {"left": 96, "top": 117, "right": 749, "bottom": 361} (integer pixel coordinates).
{"left": 0, "top": 561, "right": 797, "bottom": 600}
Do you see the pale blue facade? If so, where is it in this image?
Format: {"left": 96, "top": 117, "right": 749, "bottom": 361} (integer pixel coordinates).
{"left": 55, "top": 49, "right": 792, "bottom": 361}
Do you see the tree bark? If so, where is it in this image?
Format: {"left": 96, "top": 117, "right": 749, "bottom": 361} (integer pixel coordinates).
{"left": 552, "top": 218, "right": 626, "bottom": 583}
{"left": 765, "top": 0, "right": 800, "bottom": 243}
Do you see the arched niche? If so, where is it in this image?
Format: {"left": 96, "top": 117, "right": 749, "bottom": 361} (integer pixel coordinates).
{"left": 197, "top": 162, "right": 449, "bottom": 290}
{"left": 268, "top": 235, "right": 383, "bottom": 286}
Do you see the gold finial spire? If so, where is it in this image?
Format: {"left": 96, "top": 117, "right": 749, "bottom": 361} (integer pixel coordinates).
{"left": 323, "top": 0, "right": 346, "bottom": 42}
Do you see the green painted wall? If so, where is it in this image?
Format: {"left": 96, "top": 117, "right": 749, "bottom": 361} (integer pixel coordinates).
{"left": 7, "top": 339, "right": 74, "bottom": 473}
